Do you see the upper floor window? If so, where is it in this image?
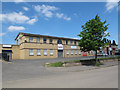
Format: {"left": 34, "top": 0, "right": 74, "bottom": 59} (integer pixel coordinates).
{"left": 29, "top": 37, "right": 33, "bottom": 42}
{"left": 37, "top": 37, "right": 40, "bottom": 43}
{"left": 74, "top": 41, "right": 76, "bottom": 46}
{"left": 49, "top": 38, "right": 53, "bottom": 44}
{"left": 70, "top": 41, "right": 73, "bottom": 45}
{"left": 57, "top": 40, "right": 62, "bottom": 44}
{"left": 43, "top": 38, "right": 47, "bottom": 44}
{"left": 66, "top": 40, "right": 68, "bottom": 45}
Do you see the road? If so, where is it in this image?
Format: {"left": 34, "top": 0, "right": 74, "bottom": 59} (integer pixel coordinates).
{"left": 3, "top": 65, "right": 118, "bottom": 88}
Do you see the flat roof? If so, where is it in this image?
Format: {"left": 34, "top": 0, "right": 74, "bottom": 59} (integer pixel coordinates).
{"left": 15, "top": 32, "right": 80, "bottom": 41}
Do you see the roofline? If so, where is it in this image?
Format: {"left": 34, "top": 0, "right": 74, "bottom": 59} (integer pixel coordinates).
{"left": 15, "top": 32, "right": 80, "bottom": 41}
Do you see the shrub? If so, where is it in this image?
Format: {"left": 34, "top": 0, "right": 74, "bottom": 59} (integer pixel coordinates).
{"left": 95, "top": 62, "right": 101, "bottom": 67}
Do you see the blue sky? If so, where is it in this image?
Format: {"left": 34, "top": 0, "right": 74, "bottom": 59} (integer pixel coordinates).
{"left": 0, "top": 1, "right": 119, "bottom": 45}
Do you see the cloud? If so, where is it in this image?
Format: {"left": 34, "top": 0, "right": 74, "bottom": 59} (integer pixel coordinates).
{"left": 34, "top": 5, "right": 58, "bottom": 18}
{"left": 56, "top": 13, "right": 71, "bottom": 21}
{"left": 27, "top": 18, "right": 37, "bottom": 24}
{"left": 0, "top": 32, "right": 6, "bottom": 37}
{"left": 0, "top": 12, "right": 29, "bottom": 24}
{"left": 0, "top": 12, "right": 37, "bottom": 24}
{"left": 14, "top": 0, "right": 25, "bottom": 3}
{"left": 23, "top": 6, "right": 29, "bottom": 11}
{"left": 56, "top": 13, "right": 64, "bottom": 18}
{"left": 105, "top": 0, "right": 119, "bottom": 12}
{"left": 8, "top": 26, "right": 25, "bottom": 31}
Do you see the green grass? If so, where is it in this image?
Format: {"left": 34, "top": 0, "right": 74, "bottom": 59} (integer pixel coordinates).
{"left": 98, "top": 56, "right": 120, "bottom": 60}
{"left": 47, "top": 62, "right": 63, "bottom": 67}
{"left": 45, "top": 56, "right": 120, "bottom": 67}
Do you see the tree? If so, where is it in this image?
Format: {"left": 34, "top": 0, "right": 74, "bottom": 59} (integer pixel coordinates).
{"left": 78, "top": 14, "right": 110, "bottom": 62}
{"left": 112, "top": 40, "right": 116, "bottom": 45}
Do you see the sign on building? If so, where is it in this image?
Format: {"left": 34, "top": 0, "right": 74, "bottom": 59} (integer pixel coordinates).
{"left": 57, "top": 44, "right": 63, "bottom": 50}
{"left": 2, "top": 45, "right": 12, "bottom": 48}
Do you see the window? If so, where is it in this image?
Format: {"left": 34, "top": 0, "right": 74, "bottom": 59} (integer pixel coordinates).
{"left": 57, "top": 40, "right": 62, "bottom": 44}
{"left": 71, "top": 50, "right": 73, "bottom": 55}
{"left": 75, "top": 50, "right": 77, "bottom": 55}
{"left": 43, "top": 38, "right": 47, "bottom": 44}
{"left": 66, "top": 40, "right": 68, "bottom": 45}
{"left": 29, "top": 49, "right": 34, "bottom": 55}
{"left": 29, "top": 37, "right": 33, "bottom": 42}
{"left": 50, "top": 49, "right": 53, "bottom": 55}
{"left": 70, "top": 41, "right": 73, "bottom": 45}
{"left": 49, "top": 38, "right": 53, "bottom": 44}
{"left": 79, "top": 50, "right": 81, "bottom": 55}
{"left": 44, "top": 49, "right": 47, "bottom": 55}
{"left": 74, "top": 41, "right": 76, "bottom": 46}
{"left": 37, "top": 49, "right": 41, "bottom": 55}
{"left": 37, "top": 37, "right": 40, "bottom": 43}
{"left": 66, "top": 50, "right": 69, "bottom": 55}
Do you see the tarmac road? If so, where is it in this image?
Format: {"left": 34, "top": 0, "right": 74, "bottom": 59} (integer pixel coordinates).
{"left": 3, "top": 65, "right": 118, "bottom": 88}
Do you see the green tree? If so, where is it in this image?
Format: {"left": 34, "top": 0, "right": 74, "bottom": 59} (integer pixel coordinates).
{"left": 112, "top": 40, "right": 116, "bottom": 45}
{"left": 78, "top": 14, "right": 110, "bottom": 62}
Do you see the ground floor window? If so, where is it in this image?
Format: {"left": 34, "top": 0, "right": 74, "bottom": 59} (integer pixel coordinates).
{"left": 71, "top": 50, "right": 73, "bottom": 55}
{"left": 66, "top": 50, "right": 69, "bottom": 55}
{"left": 44, "top": 49, "right": 47, "bottom": 55}
{"left": 37, "top": 49, "right": 41, "bottom": 55}
{"left": 50, "top": 49, "right": 53, "bottom": 55}
{"left": 75, "top": 50, "right": 77, "bottom": 55}
{"left": 29, "top": 49, "right": 34, "bottom": 55}
{"left": 79, "top": 50, "right": 81, "bottom": 55}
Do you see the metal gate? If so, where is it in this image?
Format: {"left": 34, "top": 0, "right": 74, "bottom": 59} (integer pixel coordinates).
{"left": 58, "top": 50, "right": 63, "bottom": 58}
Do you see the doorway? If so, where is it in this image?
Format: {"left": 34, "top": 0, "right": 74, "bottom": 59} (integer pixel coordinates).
{"left": 58, "top": 50, "right": 63, "bottom": 58}
{"left": 2, "top": 50, "right": 12, "bottom": 61}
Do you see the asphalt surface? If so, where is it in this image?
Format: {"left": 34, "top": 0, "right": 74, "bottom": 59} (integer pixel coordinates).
{"left": 2, "top": 55, "right": 119, "bottom": 88}
{"left": 3, "top": 65, "right": 118, "bottom": 88}
{"left": 2, "top": 55, "right": 119, "bottom": 82}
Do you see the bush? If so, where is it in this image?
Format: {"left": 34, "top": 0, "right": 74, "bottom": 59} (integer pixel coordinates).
{"left": 49, "top": 62, "right": 63, "bottom": 67}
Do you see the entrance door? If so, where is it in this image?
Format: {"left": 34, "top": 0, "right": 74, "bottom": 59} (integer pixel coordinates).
{"left": 2, "top": 50, "right": 12, "bottom": 60}
{"left": 58, "top": 50, "right": 63, "bottom": 58}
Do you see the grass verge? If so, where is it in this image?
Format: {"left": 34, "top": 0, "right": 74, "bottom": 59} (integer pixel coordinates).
{"left": 45, "top": 56, "right": 120, "bottom": 67}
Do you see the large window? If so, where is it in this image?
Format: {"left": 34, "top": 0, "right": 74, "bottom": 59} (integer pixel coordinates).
{"left": 70, "top": 41, "right": 73, "bottom": 45}
{"left": 71, "top": 50, "right": 73, "bottom": 55}
{"left": 43, "top": 38, "right": 47, "bottom": 44}
{"left": 37, "top": 37, "right": 40, "bottom": 43}
{"left": 29, "top": 49, "right": 34, "bottom": 55}
{"left": 37, "top": 49, "right": 41, "bottom": 55}
{"left": 29, "top": 37, "right": 33, "bottom": 42}
{"left": 44, "top": 49, "right": 47, "bottom": 55}
{"left": 74, "top": 41, "right": 76, "bottom": 46}
{"left": 75, "top": 50, "right": 77, "bottom": 55}
{"left": 49, "top": 38, "right": 53, "bottom": 44}
{"left": 79, "top": 50, "right": 81, "bottom": 55}
{"left": 66, "top": 50, "right": 69, "bottom": 55}
{"left": 66, "top": 40, "right": 68, "bottom": 45}
{"left": 50, "top": 49, "right": 53, "bottom": 55}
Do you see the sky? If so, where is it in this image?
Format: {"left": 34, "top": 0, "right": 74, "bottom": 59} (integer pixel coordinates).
{"left": 0, "top": 1, "right": 119, "bottom": 45}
